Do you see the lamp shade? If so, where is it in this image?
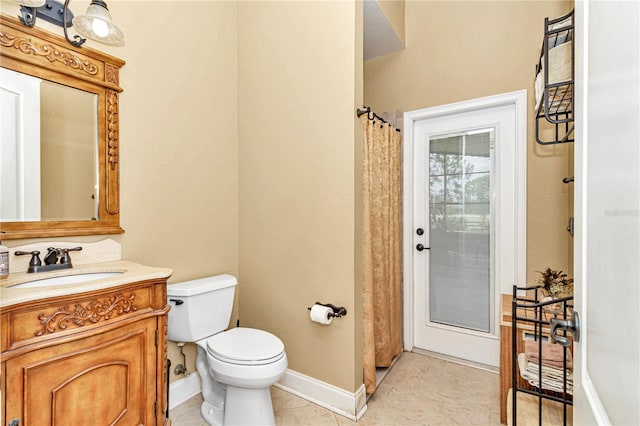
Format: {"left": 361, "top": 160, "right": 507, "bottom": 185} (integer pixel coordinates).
{"left": 73, "top": 0, "right": 124, "bottom": 46}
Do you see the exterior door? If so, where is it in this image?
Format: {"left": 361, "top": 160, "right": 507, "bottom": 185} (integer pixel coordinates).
{"left": 407, "top": 93, "right": 526, "bottom": 368}
{"left": 573, "top": 1, "right": 640, "bottom": 424}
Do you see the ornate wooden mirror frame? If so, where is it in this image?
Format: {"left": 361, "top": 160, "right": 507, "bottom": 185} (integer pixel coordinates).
{"left": 0, "top": 14, "right": 124, "bottom": 240}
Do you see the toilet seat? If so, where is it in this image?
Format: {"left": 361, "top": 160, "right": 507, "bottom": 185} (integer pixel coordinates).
{"left": 206, "top": 327, "right": 285, "bottom": 366}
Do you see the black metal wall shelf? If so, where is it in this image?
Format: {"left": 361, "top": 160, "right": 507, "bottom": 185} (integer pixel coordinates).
{"left": 535, "top": 10, "right": 575, "bottom": 145}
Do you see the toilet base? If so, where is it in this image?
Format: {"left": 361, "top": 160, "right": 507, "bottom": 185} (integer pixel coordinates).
{"left": 224, "top": 385, "right": 276, "bottom": 426}
{"left": 201, "top": 400, "right": 224, "bottom": 426}
{"left": 193, "top": 330, "right": 286, "bottom": 425}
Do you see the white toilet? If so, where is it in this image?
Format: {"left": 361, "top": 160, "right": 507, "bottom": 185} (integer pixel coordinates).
{"left": 167, "top": 275, "right": 287, "bottom": 426}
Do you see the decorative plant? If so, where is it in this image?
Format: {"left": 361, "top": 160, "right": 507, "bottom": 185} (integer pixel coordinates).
{"left": 528, "top": 267, "right": 574, "bottom": 298}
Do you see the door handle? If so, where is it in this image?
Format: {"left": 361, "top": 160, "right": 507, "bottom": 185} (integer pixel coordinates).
{"left": 567, "top": 217, "right": 574, "bottom": 237}
{"left": 549, "top": 311, "right": 581, "bottom": 347}
{"left": 416, "top": 244, "right": 430, "bottom": 252}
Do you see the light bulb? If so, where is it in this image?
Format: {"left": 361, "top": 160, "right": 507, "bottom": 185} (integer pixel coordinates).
{"left": 91, "top": 18, "right": 109, "bottom": 38}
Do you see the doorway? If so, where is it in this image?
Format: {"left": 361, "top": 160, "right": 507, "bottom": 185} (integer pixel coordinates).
{"left": 403, "top": 91, "right": 527, "bottom": 367}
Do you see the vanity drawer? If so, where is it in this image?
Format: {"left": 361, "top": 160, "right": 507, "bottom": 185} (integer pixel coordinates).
{"left": 1, "top": 280, "right": 166, "bottom": 354}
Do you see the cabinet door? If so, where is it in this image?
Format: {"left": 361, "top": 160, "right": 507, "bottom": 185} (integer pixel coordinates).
{"left": 5, "top": 318, "right": 158, "bottom": 426}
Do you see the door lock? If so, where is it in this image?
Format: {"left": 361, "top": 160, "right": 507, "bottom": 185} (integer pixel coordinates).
{"left": 416, "top": 228, "right": 424, "bottom": 235}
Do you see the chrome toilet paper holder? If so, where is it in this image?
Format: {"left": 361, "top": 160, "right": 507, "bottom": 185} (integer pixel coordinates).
{"left": 307, "top": 302, "right": 347, "bottom": 318}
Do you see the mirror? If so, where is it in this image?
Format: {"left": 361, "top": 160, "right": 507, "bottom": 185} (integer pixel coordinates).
{"left": 0, "top": 14, "right": 125, "bottom": 239}
{"left": 1, "top": 68, "right": 99, "bottom": 222}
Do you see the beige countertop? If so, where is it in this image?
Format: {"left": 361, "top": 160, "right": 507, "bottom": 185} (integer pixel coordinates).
{"left": 0, "top": 260, "right": 173, "bottom": 308}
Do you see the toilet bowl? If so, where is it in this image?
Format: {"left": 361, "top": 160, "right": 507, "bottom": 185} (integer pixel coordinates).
{"left": 167, "top": 275, "right": 287, "bottom": 426}
{"left": 200, "top": 328, "right": 287, "bottom": 425}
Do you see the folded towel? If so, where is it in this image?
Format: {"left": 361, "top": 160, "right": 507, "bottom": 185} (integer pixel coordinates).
{"left": 525, "top": 361, "right": 573, "bottom": 384}
{"left": 518, "top": 354, "right": 573, "bottom": 395}
{"left": 547, "top": 42, "right": 572, "bottom": 84}
{"left": 525, "top": 340, "right": 573, "bottom": 370}
{"left": 535, "top": 40, "right": 572, "bottom": 111}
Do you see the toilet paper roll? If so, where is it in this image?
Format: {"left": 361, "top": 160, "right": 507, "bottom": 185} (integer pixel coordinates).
{"left": 310, "top": 304, "right": 333, "bottom": 325}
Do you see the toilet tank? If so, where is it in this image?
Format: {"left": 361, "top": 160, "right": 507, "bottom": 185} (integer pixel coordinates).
{"left": 167, "top": 274, "right": 237, "bottom": 342}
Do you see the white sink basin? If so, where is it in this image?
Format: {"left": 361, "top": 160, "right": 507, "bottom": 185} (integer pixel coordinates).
{"left": 10, "top": 272, "right": 123, "bottom": 289}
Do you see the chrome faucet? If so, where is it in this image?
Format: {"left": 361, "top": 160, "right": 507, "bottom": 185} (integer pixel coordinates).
{"left": 15, "top": 246, "right": 82, "bottom": 273}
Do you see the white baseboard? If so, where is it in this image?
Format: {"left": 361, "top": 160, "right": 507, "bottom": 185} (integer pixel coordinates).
{"left": 274, "top": 369, "right": 368, "bottom": 421}
{"left": 169, "top": 373, "right": 201, "bottom": 410}
{"left": 168, "top": 368, "right": 368, "bottom": 421}
{"left": 412, "top": 347, "right": 499, "bottom": 373}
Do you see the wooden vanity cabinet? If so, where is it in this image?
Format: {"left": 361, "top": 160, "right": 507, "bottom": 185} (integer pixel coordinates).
{"left": 0, "top": 278, "right": 171, "bottom": 426}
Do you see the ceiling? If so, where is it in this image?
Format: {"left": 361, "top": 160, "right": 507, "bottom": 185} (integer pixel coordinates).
{"left": 363, "top": 0, "right": 404, "bottom": 61}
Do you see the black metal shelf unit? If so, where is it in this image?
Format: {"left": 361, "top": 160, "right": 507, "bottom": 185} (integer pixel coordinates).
{"left": 535, "top": 10, "right": 575, "bottom": 145}
{"left": 511, "top": 285, "right": 573, "bottom": 426}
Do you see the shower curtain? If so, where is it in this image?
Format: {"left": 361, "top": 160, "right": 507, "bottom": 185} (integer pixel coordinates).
{"left": 362, "top": 115, "right": 403, "bottom": 394}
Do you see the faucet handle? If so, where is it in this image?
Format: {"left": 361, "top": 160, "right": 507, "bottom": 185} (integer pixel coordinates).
{"left": 15, "top": 250, "right": 42, "bottom": 268}
{"left": 59, "top": 246, "right": 82, "bottom": 265}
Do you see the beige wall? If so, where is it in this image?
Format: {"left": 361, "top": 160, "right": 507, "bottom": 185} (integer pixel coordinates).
{"left": 114, "top": 2, "right": 239, "bottom": 380}
{"left": 364, "top": 0, "right": 574, "bottom": 282}
{"left": 237, "top": 1, "right": 363, "bottom": 392}
{"left": 2, "top": 1, "right": 239, "bottom": 382}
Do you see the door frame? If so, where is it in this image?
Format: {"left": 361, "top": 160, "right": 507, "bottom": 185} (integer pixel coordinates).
{"left": 403, "top": 91, "right": 528, "bottom": 351}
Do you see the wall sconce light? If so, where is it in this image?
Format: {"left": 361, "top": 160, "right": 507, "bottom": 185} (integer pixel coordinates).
{"left": 12, "top": 0, "right": 124, "bottom": 47}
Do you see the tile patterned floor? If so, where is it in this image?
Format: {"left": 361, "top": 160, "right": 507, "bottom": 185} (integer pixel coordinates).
{"left": 170, "top": 351, "right": 502, "bottom": 425}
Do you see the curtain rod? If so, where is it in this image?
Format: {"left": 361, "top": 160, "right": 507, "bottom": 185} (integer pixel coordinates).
{"left": 357, "top": 106, "right": 401, "bottom": 132}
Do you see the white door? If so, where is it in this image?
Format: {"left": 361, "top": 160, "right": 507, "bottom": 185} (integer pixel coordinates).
{"left": 573, "top": 1, "right": 639, "bottom": 424}
{"left": 0, "top": 67, "right": 41, "bottom": 221}
{"left": 405, "top": 92, "right": 527, "bottom": 368}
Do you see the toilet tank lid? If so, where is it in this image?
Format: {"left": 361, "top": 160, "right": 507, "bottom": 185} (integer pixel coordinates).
{"left": 167, "top": 274, "right": 237, "bottom": 297}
